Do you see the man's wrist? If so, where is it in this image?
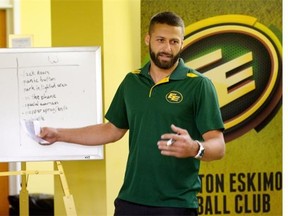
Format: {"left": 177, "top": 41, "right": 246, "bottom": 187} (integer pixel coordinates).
{"left": 194, "top": 140, "right": 205, "bottom": 159}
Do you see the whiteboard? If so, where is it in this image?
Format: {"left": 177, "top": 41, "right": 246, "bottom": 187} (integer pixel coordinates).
{"left": 0, "top": 47, "right": 103, "bottom": 162}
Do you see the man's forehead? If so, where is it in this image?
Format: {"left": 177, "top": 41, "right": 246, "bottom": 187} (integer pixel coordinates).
{"left": 150, "top": 25, "right": 184, "bottom": 40}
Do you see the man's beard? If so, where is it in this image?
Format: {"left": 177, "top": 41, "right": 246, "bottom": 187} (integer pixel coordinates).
{"left": 149, "top": 47, "right": 181, "bottom": 70}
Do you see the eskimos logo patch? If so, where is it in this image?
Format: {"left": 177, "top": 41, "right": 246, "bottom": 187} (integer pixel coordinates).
{"left": 181, "top": 15, "right": 282, "bottom": 142}
{"left": 166, "top": 91, "right": 183, "bottom": 103}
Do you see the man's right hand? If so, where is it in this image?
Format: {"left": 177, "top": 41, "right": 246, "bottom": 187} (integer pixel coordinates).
{"left": 38, "top": 127, "right": 59, "bottom": 145}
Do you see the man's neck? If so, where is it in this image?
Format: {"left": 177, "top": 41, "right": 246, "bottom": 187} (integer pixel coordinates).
{"left": 149, "top": 61, "right": 178, "bottom": 84}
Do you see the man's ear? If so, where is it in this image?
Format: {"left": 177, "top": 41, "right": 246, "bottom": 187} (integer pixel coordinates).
{"left": 145, "top": 34, "right": 150, "bottom": 46}
{"left": 180, "top": 40, "right": 184, "bottom": 49}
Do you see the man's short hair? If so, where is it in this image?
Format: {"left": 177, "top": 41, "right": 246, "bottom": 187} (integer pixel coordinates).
{"left": 149, "top": 11, "right": 185, "bottom": 35}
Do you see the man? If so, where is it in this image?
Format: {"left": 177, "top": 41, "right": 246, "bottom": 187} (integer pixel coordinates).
{"left": 40, "top": 11, "right": 225, "bottom": 215}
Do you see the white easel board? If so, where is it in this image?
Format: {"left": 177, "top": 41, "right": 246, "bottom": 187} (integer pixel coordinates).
{"left": 0, "top": 47, "right": 103, "bottom": 162}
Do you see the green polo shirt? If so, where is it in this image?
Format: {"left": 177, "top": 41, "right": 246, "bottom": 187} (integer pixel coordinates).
{"left": 105, "top": 59, "right": 224, "bottom": 208}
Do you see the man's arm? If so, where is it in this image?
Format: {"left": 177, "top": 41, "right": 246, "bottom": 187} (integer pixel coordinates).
{"left": 157, "top": 124, "right": 225, "bottom": 161}
{"left": 39, "top": 122, "right": 128, "bottom": 146}
{"left": 198, "top": 129, "right": 225, "bottom": 161}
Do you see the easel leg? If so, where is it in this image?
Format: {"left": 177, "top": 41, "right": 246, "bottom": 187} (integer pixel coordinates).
{"left": 56, "top": 161, "right": 77, "bottom": 216}
{"left": 20, "top": 162, "right": 29, "bottom": 216}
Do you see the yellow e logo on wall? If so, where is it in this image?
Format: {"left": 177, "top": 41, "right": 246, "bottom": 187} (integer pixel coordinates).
{"left": 181, "top": 14, "right": 282, "bottom": 142}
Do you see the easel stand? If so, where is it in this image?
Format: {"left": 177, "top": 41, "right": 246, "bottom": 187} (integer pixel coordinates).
{"left": 0, "top": 161, "right": 77, "bottom": 216}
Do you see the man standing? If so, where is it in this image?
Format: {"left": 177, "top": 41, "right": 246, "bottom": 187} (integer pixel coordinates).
{"left": 40, "top": 11, "right": 225, "bottom": 216}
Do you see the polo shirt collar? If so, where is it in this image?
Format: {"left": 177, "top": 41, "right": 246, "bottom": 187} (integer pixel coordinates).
{"left": 141, "top": 58, "right": 190, "bottom": 80}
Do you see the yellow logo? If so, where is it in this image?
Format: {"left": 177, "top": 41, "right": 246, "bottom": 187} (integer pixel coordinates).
{"left": 182, "top": 15, "right": 282, "bottom": 142}
{"left": 166, "top": 91, "right": 183, "bottom": 103}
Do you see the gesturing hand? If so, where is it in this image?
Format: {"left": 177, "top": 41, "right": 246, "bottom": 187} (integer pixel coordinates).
{"left": 157, "top": 124, "right": 198, "bottom": 158}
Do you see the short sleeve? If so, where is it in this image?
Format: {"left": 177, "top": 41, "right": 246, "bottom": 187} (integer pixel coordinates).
{"left": 195, "top": 78, "right": 224, "bottom": 134}
{"left": 105, "top": 79, "right": 129, "bottom": 129}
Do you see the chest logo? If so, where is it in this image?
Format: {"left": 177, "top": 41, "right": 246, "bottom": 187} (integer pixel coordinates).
{"left": 166, "top": 91, "right": 183, "bottom": 103}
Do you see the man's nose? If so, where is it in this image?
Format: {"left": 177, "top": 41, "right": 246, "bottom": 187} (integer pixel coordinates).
{"left": 162, "top": 41, "right": 172, "bottom": 52}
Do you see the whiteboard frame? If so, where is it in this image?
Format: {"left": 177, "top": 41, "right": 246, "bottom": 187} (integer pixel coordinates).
{"left": 0, "top": 46, "right": 104, "bottom": 162}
